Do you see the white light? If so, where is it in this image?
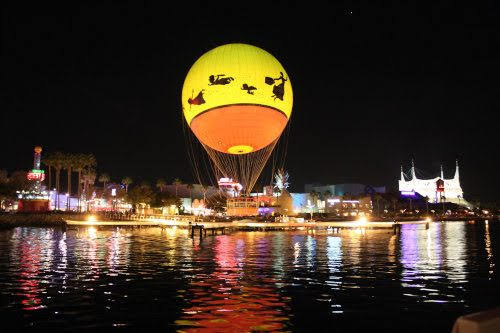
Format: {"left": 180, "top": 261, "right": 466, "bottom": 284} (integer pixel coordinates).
{"left": 356, "top": 216, "right": 368, "bottom": 226}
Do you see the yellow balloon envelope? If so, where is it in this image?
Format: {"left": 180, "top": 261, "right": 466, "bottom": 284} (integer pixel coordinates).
{"left": 182, "top": 43, "right": 293, "bottom": 154}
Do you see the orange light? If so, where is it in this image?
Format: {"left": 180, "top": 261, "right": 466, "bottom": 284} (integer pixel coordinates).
{"left": 190, "top": 105, "right": 287, "bottom": 154}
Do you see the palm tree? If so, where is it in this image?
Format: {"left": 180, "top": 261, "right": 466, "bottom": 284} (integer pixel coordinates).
{"left": 99, "top": 173, "right": 110, "bottom": 194}
{"left": 156, "top": 178, "right": 166, "bottom": 192}
{"left": 73, "top": 154, "right": 96, "bottom": 211}
{"left": 61, "top": 153, "right": 75, "bottom": 211}
{"left": 173, "top": 178, "right": 182, "bottom": 197}
{"left": 52, "top": 152, "right": 65, "bottom": 210}
{"left": 72, "top": 154, "right": 85, "bottom": 211}
{"left": 201, "top": 184, "right": 208, "bottom": 203}
{"left": 187, "top": 183, "right": 194, "bottom": 208}
{"left": 374, "top": 193, "right": 383, "bottom": 216}
{"left": 42, "top": 154, "right": 54, "bottom": 193}
{"left": 82, "top": 168, "right": 96, "bottom": 211}
{"left": 424, "top": 195, "right": 429, "bottom": 215}
{"left": 309, "top": 190, "right": 318, "bottom": 216}
{"left": 391, "top": 196, "right": 398, "bottom": 216}
{"left": 122, "top": 177, "right": 132, "bottom": 192}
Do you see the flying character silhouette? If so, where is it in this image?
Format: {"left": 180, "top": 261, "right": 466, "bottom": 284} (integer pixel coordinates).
{"left": 188, "top": 89, "right": 205, "bottom": 106}
{"left": 265, "top": 72, "right": 287, "bottom": 101}
{"left": 241, "top": 83, "right": 257, "bottom": 95}
{"left": 208, "top": 74, "right": 234, "bottom": 85}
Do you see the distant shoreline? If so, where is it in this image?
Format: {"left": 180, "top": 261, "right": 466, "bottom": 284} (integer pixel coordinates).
{"left": 0, "top": 212, "right": 495, "bottom": 230}
{"left": 0, "top": 212, "right": 81, "bottom": 229}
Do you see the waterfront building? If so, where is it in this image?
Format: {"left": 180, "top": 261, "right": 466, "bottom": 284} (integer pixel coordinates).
{"left": 305, "top": 183, "right": 386, "bottom": 196}
{"left": 398, "top": 160, "right": 467, "bottom": 206}
{"left": 325, "top": 196, "right": 372, "bottom": 216}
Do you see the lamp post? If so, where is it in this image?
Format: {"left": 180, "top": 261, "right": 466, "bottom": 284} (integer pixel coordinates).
{"left": 111, "top": 188, "right": 116, "bottom": 212}
{"left": 306, "top": 200, "right": 314, "bottom": 222}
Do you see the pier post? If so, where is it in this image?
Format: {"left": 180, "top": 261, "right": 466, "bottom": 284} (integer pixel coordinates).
{"left": 425, "top": 222, "right": 429, "bottom": 230}
{"left": 190, "top": 226, "right": 194, "bottom": 238}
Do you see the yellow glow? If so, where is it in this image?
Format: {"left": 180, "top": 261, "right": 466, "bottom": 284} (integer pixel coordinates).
{"left": 425, "top": 217, "right": 432, "bottom": 222}
{"left": 356, "top": 216, "right": 368, "bottom": 227}
{"left": 227, "top": 145, "right": 254, "bottom": 154}
{"left": 87, "top": 226, "right": 97, "bottom": 239}
{"left": 182, "top": 43, "right": 293, "bottom": 124}
{"left": 87, "top": 215, "right": 96, "bottom": 222}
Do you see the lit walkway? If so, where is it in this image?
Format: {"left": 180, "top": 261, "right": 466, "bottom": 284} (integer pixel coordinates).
{"left": 65, "top": 218, "right": 429, "bottom": 229}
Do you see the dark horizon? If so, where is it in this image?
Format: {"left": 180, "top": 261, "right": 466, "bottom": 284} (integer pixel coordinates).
{"left": 2, "top": 2, "right": 499, "bottom": 202}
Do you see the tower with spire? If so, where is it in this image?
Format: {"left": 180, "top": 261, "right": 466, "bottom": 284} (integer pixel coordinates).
{"left": 398, "top": 159, "right": 465, "bottom": 205}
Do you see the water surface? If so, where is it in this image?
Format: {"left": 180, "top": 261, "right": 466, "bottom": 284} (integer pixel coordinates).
{"left": 0, "top": 221, "right": 498, "bottom": 332}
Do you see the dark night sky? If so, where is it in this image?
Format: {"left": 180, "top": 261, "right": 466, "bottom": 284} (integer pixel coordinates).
{"left": 1, "top": 1, "right": 499, "bottom": 202}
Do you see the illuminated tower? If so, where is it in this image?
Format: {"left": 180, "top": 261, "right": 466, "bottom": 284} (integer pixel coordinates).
{"left": 19, "top": 146, "right": 49, "bottom": 212}
{"left": 34, "top": 146, "right": 42, "bottom": 169}
{"left": 27, "top": 146, "right": 45, "bottom": 193}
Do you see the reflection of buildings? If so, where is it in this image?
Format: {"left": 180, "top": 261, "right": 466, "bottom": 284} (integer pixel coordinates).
{"left": 177, "top": 234, "right": 289, "bottom": 332}
{"left": 443, "top": 223, "right": 467, "bottom": 282}
{"left": 399, "top": 160, "right": 466, "bottom": 205}
{"left": 399, "top": 222, "right": 468, "bottom": 301}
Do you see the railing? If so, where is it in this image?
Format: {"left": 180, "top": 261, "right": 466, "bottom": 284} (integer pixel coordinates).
{"left": 127, "top": 214, "right": 197, "bottom": 222}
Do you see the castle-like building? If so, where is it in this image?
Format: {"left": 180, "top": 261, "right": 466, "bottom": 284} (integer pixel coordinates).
{"left": 399, "top": 160, "right": 467, "bottom": 206}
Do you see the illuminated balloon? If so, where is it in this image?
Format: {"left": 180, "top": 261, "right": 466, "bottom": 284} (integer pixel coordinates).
{"left": 182, "top": 43, "right": 293, "bottom": 192}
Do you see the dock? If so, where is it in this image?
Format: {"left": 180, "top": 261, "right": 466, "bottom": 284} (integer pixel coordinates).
{"left": 65, "top": 218, "right": 430, "bottom": 238}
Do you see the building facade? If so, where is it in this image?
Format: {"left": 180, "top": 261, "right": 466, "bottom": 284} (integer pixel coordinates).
{"left": 398, "top": 160, "right": 465, "bottom": 204}
{"left": 305, "top": 183, "right": 386, "bottom": 196}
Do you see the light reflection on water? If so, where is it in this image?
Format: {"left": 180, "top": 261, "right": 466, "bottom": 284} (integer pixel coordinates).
{"left": 0, "top": 221, "right": 498, "bottom": 331}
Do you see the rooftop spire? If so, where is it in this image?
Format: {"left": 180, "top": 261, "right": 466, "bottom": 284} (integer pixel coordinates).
{"left": 411, "top": 159, "right": 416, "bottom": 180}
{"left": 454, "top": 159, "right": 459, "bottom": 180}
{"left": 440, "top": 164, "right": 444, "bottom": 179}
{"left": 400, "top": 164, "right": 405, "bottom": 181}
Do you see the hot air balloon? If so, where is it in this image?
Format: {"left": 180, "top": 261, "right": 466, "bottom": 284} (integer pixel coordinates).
{"left": 182, "top": 43, "right": 293, "bottom": 194}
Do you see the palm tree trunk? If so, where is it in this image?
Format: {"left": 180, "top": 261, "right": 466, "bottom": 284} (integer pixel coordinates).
{"left": 77, "top": 170, "right": 82, "bottom": 212}
{"left": 67, "top": 166, "right": 72, "bottom": 211}
{"left": 55, "top": 169, "right": 60, "bottom": 210}
{"left": 48, "top": 165, "right": 52, "bottom": 193}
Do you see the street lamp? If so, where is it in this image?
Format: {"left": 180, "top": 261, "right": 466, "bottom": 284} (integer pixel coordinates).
{"left": 111, "top": 188, "right": 116, "bottom": 212}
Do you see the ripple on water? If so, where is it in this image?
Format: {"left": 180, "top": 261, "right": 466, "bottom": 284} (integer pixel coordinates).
{"left": 0, "top": 222, "right": 498, "bottom": 331}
